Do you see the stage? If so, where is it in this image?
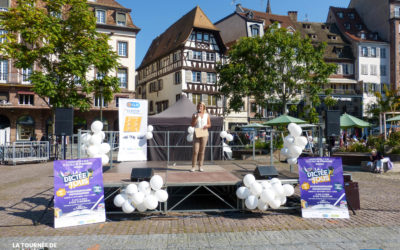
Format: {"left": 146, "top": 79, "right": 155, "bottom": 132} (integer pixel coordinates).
{"left": 103, "top": 161, "right": 299, "bottom": 213}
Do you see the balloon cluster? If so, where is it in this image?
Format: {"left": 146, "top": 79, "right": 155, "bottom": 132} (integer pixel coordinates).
{"left": 113, "top": 175, "right": 168, "bottom": 213}
{"left": 280, "top": 123, "right": 307, "bottom": 165}
{"left": 80, "top": 121, "right": 111, "bottom": 166}
{"left": 186, "top": 126, "right": 195, "bottom": 142}
{"left": 220, "top": 131, "right": 233, "bottom": 142}
{"left": 236, "top": 174, "right": 295, "bottom": 210}
{"left": 145, "top": 125, "right": 154, "bottom": 140}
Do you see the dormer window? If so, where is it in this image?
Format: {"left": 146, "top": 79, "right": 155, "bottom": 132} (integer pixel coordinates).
{"left": 247, "top": 11, "right": 254, "bottom": 19}
{"left": 250, "top": 24, "right": 260, "bottom": 37}
{"left": 116, "top": 13, "right": 126, "bottom": 26}
{"left": 348, "top": 13, "right": 355, "bottom": 19}
{"left": 337, "top": 12, "right": 344, "bottom": 18}
{"left": 308, "top": 34, "right": 317, "bottom": 39}
{"left": 344, "top": 23, "right": 351, "bottom": 30}
{"left": 360, "top": 32, "right": 366, "bottom": 39}
{"left": 303, "top": 24, "right": 311, "bottom": 29}
{"left": 96, "top": 9, "right": 106, "bottom": 24}
{"left": 356, "top": 24, "right": 363, "bottom": 30}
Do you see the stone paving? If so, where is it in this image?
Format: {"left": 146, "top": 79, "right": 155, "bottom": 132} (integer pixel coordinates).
{"left": 0, "top": 159, "right": 400, "bottom": 249}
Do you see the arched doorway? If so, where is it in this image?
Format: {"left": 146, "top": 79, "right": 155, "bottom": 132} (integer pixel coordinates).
{"left": 17, "top": 115, "right": 35, "bottom": 140}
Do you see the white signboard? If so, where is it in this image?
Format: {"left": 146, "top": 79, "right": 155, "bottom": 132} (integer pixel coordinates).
{"left": 118, "top": 99, "right": 148, "bottom": 161}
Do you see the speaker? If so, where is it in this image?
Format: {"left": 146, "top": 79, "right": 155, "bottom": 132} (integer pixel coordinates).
{"left": 130, "top": 168, "right": 154, "bottom": 182}
{"left": 254, "top": 166, "right": 279, "bottom": 179}
{"left": 325, "top": 110, "right": 340, "bottom": 137}
{"left": 55, "top": 108, "right": 74, "bottom": 136}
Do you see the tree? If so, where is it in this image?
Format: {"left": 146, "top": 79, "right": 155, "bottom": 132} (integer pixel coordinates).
{"left": 368, "top": 84, "right": 400, "bottom": 121}
{"left": 216, "top": 24, "right": 336, "bottom": 123}
{"left": 0, "top": 0, "right": 120, "bottom": 113}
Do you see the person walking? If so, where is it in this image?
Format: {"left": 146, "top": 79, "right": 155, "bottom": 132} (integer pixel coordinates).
{"left": 191, "top": 102, "right": 211, "bottom": 172}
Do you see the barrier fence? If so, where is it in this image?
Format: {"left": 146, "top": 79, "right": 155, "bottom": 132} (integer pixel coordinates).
{"left": 0, "top": 141, "right": 49, "bottom": 165}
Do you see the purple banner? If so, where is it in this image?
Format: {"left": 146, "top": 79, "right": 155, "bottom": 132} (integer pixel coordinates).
{"left": 298, "top": 157, "right": 349, "bottom": 219}
{"left": 53, "top": 158, "right": 105, "bottom": 228}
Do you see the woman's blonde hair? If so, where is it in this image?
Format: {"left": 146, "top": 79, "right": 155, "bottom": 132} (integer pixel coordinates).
{"left": 197, "top": 102, "right": 207, "bottom": 111}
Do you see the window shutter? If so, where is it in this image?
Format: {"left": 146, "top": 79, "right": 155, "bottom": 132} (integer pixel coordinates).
{"left": 376, "top": 48, "right": 380, "bottom": 57}
{"left": 116, "top": 13, "right": 126, "bottom": 24}
{"left": 0, "top": 0, "right": 8, "bottom": 8}
{"left": 202, "top": 51, "right": 206, "bottom": 61}
{"left": 188, "top": 51, "right": 193, "bottom": 60}
{"left": 349, "top": 64, "right": 354, "bottom": 74}
{"left": 216, "top": 53, "right": 220, "bottom": 62}
{"left": 368, "top": 47, "right": 371, "bottom": 57}
{"left": 185, "top": 70, "right": 191, "bottom": 82}
{"left": 202, "top": 94, "right": 208, "bottom": 103}
{"left": 337, "top": 64, "right": 342, "bottom": 74}
{"left": 201, "top": 72, "right": 207, "bottom": 83}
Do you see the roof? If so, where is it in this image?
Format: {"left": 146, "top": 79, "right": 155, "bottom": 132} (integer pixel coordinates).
{"left": 238, "top": 7, "right": 296, "bottom": 30}
{"left": 88, "top": 0, "right": 128, "bottom": 10}
{"left": 329, "top": 7, "right": 383, "bottom": 43}
{"left": 138, "top": 6, "right": 220, "bottom": 70}
{"left": 294, "top": 22, "right": 354, "bottom": 60}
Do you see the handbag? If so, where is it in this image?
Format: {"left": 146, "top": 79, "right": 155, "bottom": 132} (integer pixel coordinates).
{"left": 194, "top": 128, "right": 209, "bottom": 138}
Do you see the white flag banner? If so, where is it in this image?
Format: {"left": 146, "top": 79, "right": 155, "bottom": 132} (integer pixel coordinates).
{"left": 118, "top": 99, "right": 148, "bottom": 161}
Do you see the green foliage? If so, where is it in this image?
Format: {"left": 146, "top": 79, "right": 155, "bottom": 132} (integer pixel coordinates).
{"left": 387, "top": 131, "right": 400, "bottom": 147}
{"left": 367, "top": 84, "right": 400, "bottom": 119}
{"left": 274, "top": 135, "right": 284, "bottom": 150}
{"left": 366, "top": 135, "right": 385, "bottom": 153}
{"left": 255, "top": 140, "right": 267, "bottom": 150}
{"left": 217, "top": 24, "right": 336, "bottom": 116}
{"left": 0, "top": 0, "right": 120, "bottom": 111}
{"left": 344, "top": 142, "right": 369, "bottom": 152}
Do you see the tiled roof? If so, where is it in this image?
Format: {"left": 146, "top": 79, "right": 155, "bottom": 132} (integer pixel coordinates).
{"left": 239, "top": 7, "right": 296, "bottom": 30}
{"left": 88, "top": 0, "right": 128, "bottom": 10}
{"left": 329, "top": 7, "right": 382, "bottom": 43}
{"left": 294, "top": 22, "right": 354, "bottom": 60}
{"left": 138, "top": 6, "right": 219, "bottom": 70}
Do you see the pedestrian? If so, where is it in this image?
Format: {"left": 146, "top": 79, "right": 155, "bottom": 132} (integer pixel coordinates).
{"left": 191, "top": 102, "right": 211, "bottom": 172}
{"left": 367, "top": 149, "right": 388, "bottom": 173}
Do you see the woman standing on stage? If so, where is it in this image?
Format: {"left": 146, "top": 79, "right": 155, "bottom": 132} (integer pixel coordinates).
{"left": 191, "top": 102, "right": 211, "bottom": 172}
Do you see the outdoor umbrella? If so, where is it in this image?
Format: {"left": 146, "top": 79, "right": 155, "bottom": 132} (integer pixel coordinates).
{"left": 241, "top": 123, "right": 269, "bottom": 128}
{"left": 340, "top": 113, "right": 370, "bottom": 128}
{"left": 263, "top": 114, "right": 306, "bottom": 126}
{"left": 386, "top": 115, "right": 400, "bottom": 122}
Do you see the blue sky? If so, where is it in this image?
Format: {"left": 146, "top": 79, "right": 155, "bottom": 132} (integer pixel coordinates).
{"left": 116, "top": 0, "right": 350, "bottom": 67}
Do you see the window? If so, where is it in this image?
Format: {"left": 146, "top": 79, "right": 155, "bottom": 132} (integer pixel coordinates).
{"left": 206, "top": 52, "right": 215, "bottom": 61}
{"left": 361, "top": 47, "right": 368, "bottom": 57}
{"left": 380, "top": 65, "right": 387, "bottom": 76}
{"left": 395, "top": 7, "right": 400, "bottom": 18}
{"left": 371, "top": 47, "right": 377, "bottom": 57}
{"left": 193, "top": 51, "right": 202, "bottom": 60}
{"left": 0, "top": 60, "right": 8, "bottom": 82}
{"left": 192, "top": 94, "right": 201, "bottom": 105}
{"left": 203, "top": 33, "right": 209, "bottom": 42}
{"left": 208, "top": 95, "right": 217, "bottom": 106}
{"left": 190, "top": 32, "right": 196, "bottom": 41}
{"left": 192, "top": 71, "right": 201, "bottom": 82}
{"left": 207, "top": 73, "right": 216, "bottom": 83}
{"left": 344, "top": 23, "right": 351, "bottom": 30}
{"left": 156, "top": 100, "right": 168, "bottom": 113}
{"left": 370, "top": 65, "right": 377, "bottom": 75}
{"left": 356, "top": 24, "right": 363, "bottom": 30}
{"left": 361, "top": 64, "right": 368, "bottom": 75}
{"left": 360, "top": 33, "right": 366, "bottom": 39}
{"left": 149, "top": 81, "right": 156, "bottom": 92}
{"left": 157, "top": 79, "right": 163, "bottom": 91}
{"left": 19, "top": 94, "right": 34, "bottom": 105}
{"left": 251, "top": 25, "right": 260, "bottom": 37}
{"left": 96, "top": 72, "right": 105, "bottom": 80}
{"left": 174, "top": 71, "right": 181, "bottom": 84}
{"left": 173, "top": 51, "right": 179, "bottom": 62}
{"left": 94, "top": 95, "right": 107, "bottom": 107}
{"left": 117, "top": 68, "right": 127, "bottom": 88}
{"left": 96, "top": 10, "right": 106, "bottom": 24}
{"left": 343, "top": 64, "right": 349, "bottom": 75}
{"left": 17, "top": 116, "right": 35, "bottom": 141}
{"left": 22, "top": 67, "right": 32, "bottom": 83}
{"left": 196, "top": 32, "right": 203, "bottom": 42}
{"left": 251, "top": 103, "right": 257, "bottom": 112}
{"left": 210, "top": 35, "right": 217, "bottom": 45}
{"left": 176, "top": 94, "right": 181, "bottom": 102}
{"left": 115, "top": 97, "right": 120, "bottom": 107}
{"left": 149, "top": 101, "right": 153, "bottom": 112}
{"left": 116, "top": 13, "right": 126, "bottom": 26}
{"left": 0, "top": 30, "right": 7, "bottom": 43}
{"left": 348, "top": 13, "right": 355, "bottom": 19}
{"left": 337, "top": 12, "right": 344, "bottom": 18}
{"left": 117, "top": 41, "right": 127, "bottom": 57}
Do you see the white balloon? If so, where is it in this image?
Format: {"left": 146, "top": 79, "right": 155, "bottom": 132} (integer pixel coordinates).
{"left": 280, "top": 147, "right": 289, "bottom": 156}
{"left": 288, "top": 123, "right": 302, "bottom": 137}
{"left": 236, "top": 186, "right": 250, "bottom": 199}
{"left": 147, "top": 125, "right": 154, "bottom": 132}
{"left": 243, "top": 174, "right": 256, "bottom": 188}
{"left": 260, "top": 181, "right": 272, "bottom": 190}
{"left": 146, "top": 132, "right": 153, "bottom": 140}
{"left": 136, "top": 202, "right": 147, "bottom": 212}
{"left": 287, "top": 158, "right": 298, "bottom": 165}
{"left": 284, "top": 135, "right": 295, "bottom": 145}
{"left": 250, "top": 182, "right": 263, "bottom": 196}
{"left": 87, "top": 145, "right": 100, "bottom": 157}
{"left": 131, "top": 192, "right": 145, "bottom": 205}
{"left": 226, "top": 134, "right": 234, "bottom": 142}
{"left": 155, "top": 189, "right": 169, "bottom": 202}
{"left": 270, "top": 178, "right": 282, "bottom": 186}
{"left": 94, "top": 131, "right": 105, "bottom": 141}
{"left": 81, "top": 133, "right": 91, "bottom": 144}
{"left": 288, "top": 145, "right": 303, "bottom": 158}
{"left": 91, "top": 120, "right": 103, "bottom": 133}
{"left": 280, "top": 196, "right": 287, "bottom": 206}
{"left": 99, "top": 143, "right": 111, "bottom": 154}
{"left": 269, "top": 199, "right": 282, "bottom": 209}
{"left": 283, "top": 184, "right": 295, "bottom": 196}
{"left": 89, "top": 133, "right": 102, "bottom": 145}
{"left": 187, "top": 126, "right": 195, "bottom": 134}
{"left": 260, "top": 188, "right": 276, "bottom": 203}
{"left": 113, "top": 194, "right": 125, "bottom": 207}
{"left": 122, "top": 200, "right": 135, "bottom": 213}
{"left": 138, "top": 181, "right": 150, "bottom": 193}
{"left": 245, "top": 195, "right": 258, "bottom": 210}
{"left": 187, "top": 134, "right": 193, "bottom": 142}
{"left": 101, "top": 154, "right": 109, "bottom": 165}
{"left": 125, "top": 184, "right": 138, "bottom": 195}
{"left": 150, "top": 175, "right": 164, "bottom": 191}
{"left": 144, "top": 194, "right": 159, "bottom": 210}
{"left": 220, "top": 131, "right": 227, "bottom": 138}
{"left": 295, "top": 136, "right": 308, "bottom": 148}
{"left": 257, "top": 199, "right": 269, "bottom": 211}
{"left": 272, "top": 183, "right": 285, "bottom": 197}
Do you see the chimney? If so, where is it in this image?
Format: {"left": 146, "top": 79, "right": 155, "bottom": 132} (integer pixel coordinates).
{"left": 288, "top": 11, "right": 298, "bottom": 22}
{"left": 266, "top": 0, "right": 271, "bottom": 13}
{"left": 236, "top": 4, "right": 244, "bottom": 13}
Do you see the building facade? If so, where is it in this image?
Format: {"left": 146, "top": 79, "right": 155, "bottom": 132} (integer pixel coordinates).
{"left": 348, "top": 0, "right": 400, "bottom": 90}
{"left": 0, "top": 0, "right": 139, "bottom": 143}
{"left": 327, "top": 7, "right": 390, "bottom": 117}
{"left": 136, "top": 6, "right": 226, "bottom": 118}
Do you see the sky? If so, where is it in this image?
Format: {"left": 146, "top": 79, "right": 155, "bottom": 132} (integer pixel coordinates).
{"left": 116, "top": 0, "right": 351, "bottom": 67}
